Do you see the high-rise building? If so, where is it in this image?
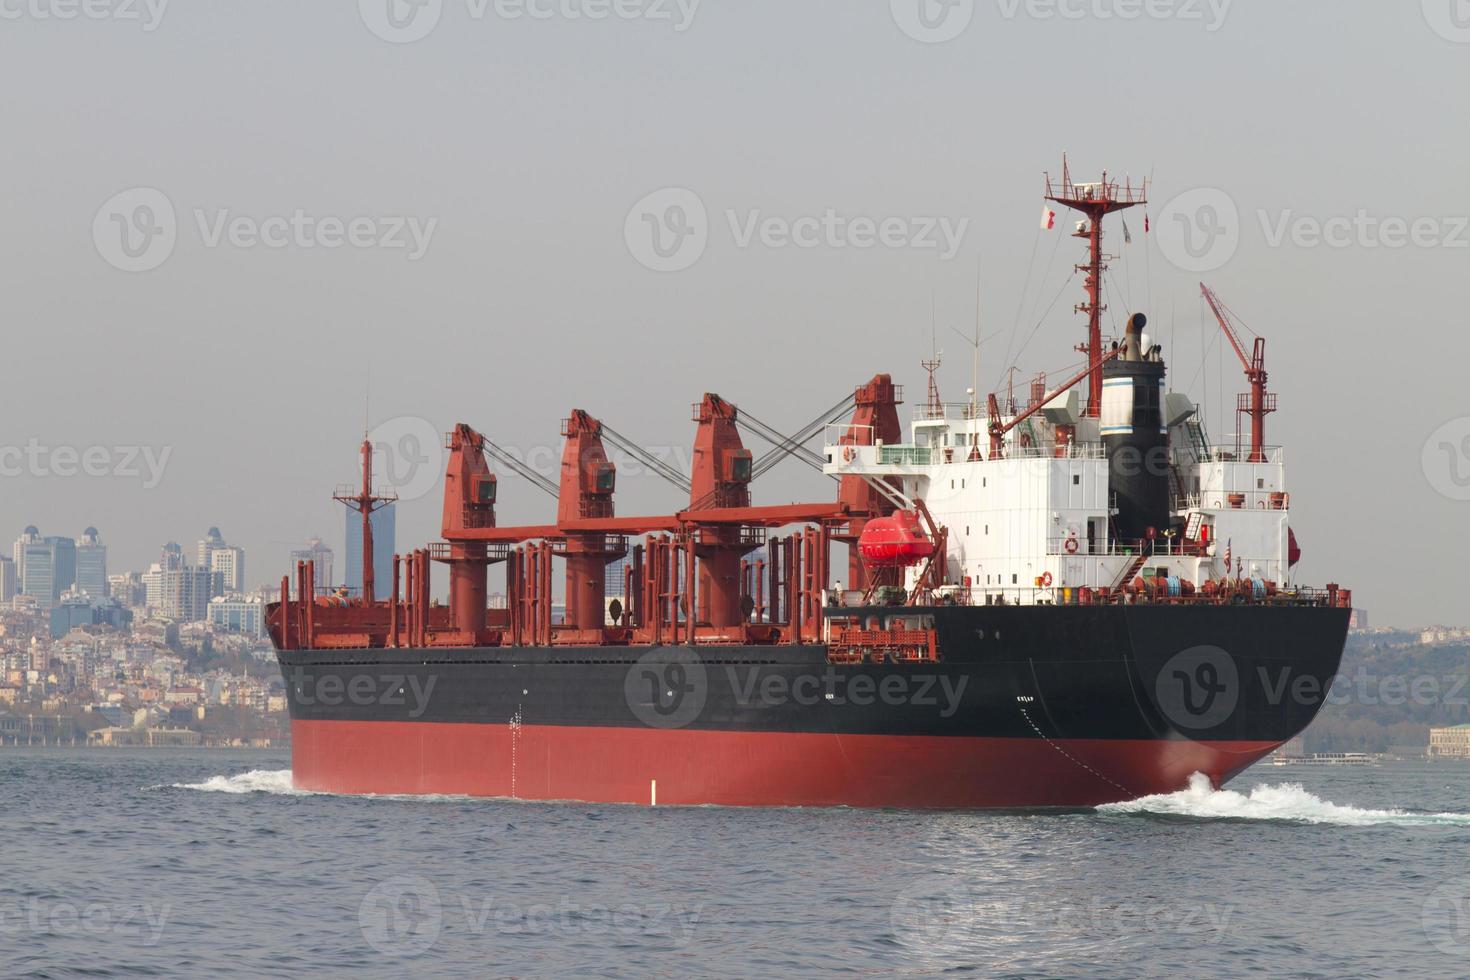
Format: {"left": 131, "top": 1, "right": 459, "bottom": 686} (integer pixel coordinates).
{"left": 210, "top": 546, "right": 246, "bottom": 594}
{"left": 0, "top": 556, "right": 16, "bottom": 603}
{"left": 47, "top": 535, "right": 76, "bottom": 597}
{"left": 142, "top": 542, "right": 211, "bottom": 621}
{"left": 343, "top": 503, "right": 394, "bottom": 596}
{"left": 289, "top": 537, "right": 335, "bottom": 597}
{"left": 75, "top": 527, "right": 108, "bottom": 597}
{"left": 197, "top": 526, "right": 225, "bottom": 568}
{"left": 12, "top": 527, "right": 75, "bottom": 610}
{"left": 197, "top": 527, "right": 248, "bottom": 596}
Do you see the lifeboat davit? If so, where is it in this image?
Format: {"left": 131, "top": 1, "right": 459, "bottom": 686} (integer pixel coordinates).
{"left": 858, "top": 510, "right": 934, "bottom": 567}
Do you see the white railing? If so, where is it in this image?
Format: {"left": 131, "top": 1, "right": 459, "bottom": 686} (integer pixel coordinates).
{"left": 1206, "top": 444, "right": 1285, "bottom": 464}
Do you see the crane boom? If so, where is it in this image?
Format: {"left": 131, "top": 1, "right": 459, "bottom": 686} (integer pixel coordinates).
{"left": 1199, "top": 282, "right": 1275, "bottom": 463}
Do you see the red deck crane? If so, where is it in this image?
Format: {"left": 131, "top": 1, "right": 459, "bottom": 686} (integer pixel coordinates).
{"left": 1200, "top": 283, "right": 1276, "bottom": 463}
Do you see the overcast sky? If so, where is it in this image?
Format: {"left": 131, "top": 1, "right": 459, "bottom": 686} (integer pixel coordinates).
{"left": 1, "top": 1, "right": 1465, "bottom": 626}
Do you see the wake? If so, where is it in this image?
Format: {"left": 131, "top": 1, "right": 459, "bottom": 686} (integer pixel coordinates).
{"left": 170, "top": 769, "right": 315, "bottom": 795}
{"left": 1099, "top": 772, "right": 1470, "bottom": 827}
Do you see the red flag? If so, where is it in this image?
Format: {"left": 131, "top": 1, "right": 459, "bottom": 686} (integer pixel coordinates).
{"left": 1040, "top": 207, "right": 1056, "bottom": 230}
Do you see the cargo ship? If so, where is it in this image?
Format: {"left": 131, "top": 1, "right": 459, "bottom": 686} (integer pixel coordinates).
{"left": 269, "top": 161, "right": 1351, "bottom": 808}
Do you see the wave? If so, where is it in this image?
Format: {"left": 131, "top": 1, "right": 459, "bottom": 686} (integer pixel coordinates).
{"left": 171, "top": 769, "right": 316, "bottom": 795}
{"left": 169, "top": 769, "right": 493, "bottom": 803}
{"left": 1098, "top": 772, "right": 1470, "bottom": 827}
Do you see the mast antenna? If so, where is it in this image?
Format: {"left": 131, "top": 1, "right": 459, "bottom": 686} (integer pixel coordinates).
{"left": 1043, "top": 154, "right": 1148, "bottom": 418}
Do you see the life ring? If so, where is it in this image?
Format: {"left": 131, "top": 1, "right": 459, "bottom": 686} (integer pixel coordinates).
{"left": 843, "top": 446, "right": 857, "bottom": 463}
{"left": 1040, "top": 571, "right": 1054, "bottom": 587}
{"left": 1064, "top": 537, "right": 1079, "bottom": 554}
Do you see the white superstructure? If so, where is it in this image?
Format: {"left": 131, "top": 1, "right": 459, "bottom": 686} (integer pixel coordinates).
{"left": 822, "top": 383, "right": 1294, "bottom": 607}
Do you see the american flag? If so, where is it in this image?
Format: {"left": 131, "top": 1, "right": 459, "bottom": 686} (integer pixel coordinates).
{"left": 1224, "top": 539, "right": 1233, "bottom": 578}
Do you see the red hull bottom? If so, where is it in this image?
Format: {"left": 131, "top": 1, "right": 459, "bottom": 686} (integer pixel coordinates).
{"left": 290, "top": 720, "right": 1278, "bottom": 808}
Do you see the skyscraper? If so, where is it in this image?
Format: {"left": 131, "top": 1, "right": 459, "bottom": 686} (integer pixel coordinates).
{"left": 12, "top": 527, "right": 75, "bottom": 610}
{"left": 289, "top": 537, "right": 335, "bottom": 597}
{"left": 197, "top": 527, "right": 225, "bottom": 569}
{"left": 210, "top": 546, "right": 246, "bottom": 594}
{"left": 343, "top": 502, "right": 394, "bottom": 596}
{"left": 75, "top": 527, "right": 108, "bottom": 597}
{"left": 142, "top": 542, "right": 211, "bottom": 621}
{"left": 0, "top": 556, "right": 16, "bottom": 603}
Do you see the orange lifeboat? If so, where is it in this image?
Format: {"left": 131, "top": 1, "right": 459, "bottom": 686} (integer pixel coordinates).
{"left": 858, "top": 510, "right": 935, "bottom": 567}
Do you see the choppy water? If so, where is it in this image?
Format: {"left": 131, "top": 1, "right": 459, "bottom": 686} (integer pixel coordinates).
{"left": 5, "top": 750, "right": 1470, "bottom": 978}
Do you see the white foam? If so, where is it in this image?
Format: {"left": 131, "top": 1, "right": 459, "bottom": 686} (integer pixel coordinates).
{"left": 168, "top": 769, "right": 501, "bottom": 803}
{"left": 1099, "top": 772, "right": 1470, "bottom": 827}
{"left": 171, "top": 768, "right": 316, "bottom": 795}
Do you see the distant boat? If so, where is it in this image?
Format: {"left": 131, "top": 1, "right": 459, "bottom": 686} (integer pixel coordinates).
{"left": 1270, "top": 751, "right": 1376, "bottom": 767}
